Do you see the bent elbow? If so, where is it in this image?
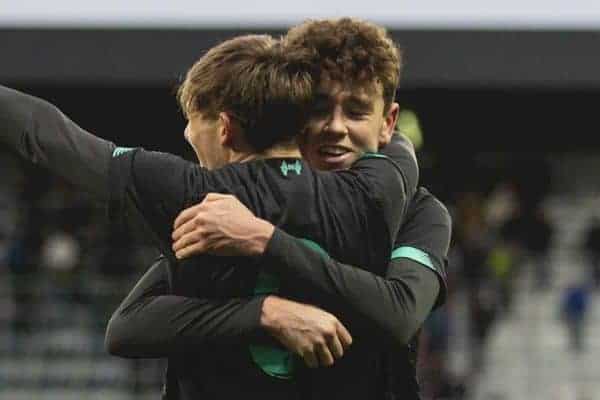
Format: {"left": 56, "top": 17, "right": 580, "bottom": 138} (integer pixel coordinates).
{"left": 105, "top": 316, "right": 130, "bottom": 357}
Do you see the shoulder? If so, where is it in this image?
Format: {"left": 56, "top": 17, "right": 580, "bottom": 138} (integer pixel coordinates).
{"left": 409, "top": 188, "right": 451, "bottom": 230}
{"left": 121, "top": 148, "right": 198, "bottom": 178}
{"left": 395, "top": 188, "right": 452, "bottom": 256}
{"left": 379, "top": 133, "right": 419, "bottom": 197}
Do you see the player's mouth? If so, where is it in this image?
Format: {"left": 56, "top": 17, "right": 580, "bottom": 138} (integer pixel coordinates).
{"left": 316, "top": 145, "right": 355, "bottom": 168}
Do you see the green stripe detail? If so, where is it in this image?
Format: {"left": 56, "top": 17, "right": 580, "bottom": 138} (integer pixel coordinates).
{"left": 248, "top": 345, "right": 295, "bottom": 380}
{"left": 359, "top": 152, "right": 389, "bottom": 160}
{"left": 299, "top": 238, "right": 329, "bottom": 257}
{"left": 250, "top": 270, "right": 294, "bottom": 379}
{"left": 112, "top": 147, "right": 135, "bottom": 158}
{"left": 391, "top": 246, "right": 435, "bottom": 271}
{"left": 250, "top": 238, "right": 330, "bottom": 379}
{"left": 253, "top": 270, "right": 280, "bottom": 295}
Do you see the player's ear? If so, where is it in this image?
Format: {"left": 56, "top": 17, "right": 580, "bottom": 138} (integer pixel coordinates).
{"left": 218, "top": 112, "right": 236, "bottom": 147}
{"left": 379, "top": 102, "right": 399, "bottom": 147}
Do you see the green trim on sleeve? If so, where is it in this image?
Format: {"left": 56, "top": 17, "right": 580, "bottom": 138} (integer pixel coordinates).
{"left": 112, "top": 147, "right": 135, "bottom": 158}
{"left": 359, "top": 152, "right": 389, "bottom": 160}
{"left": 249, "top": 238, "right": 333, "bottom": 378}
{"left": 391, "top": 246, "right": 436, "bottom": 272}
{"left": 253, "top": 270, "right": 280, "bottom": 295}
{"left": 249, "top": 237, "right": 330, "bottom": 379}
{"left": 248, "top": 344, "right": 295, "bottom": 380}
{"left": 298, "top": 238, "right": 330, "bottom": 257}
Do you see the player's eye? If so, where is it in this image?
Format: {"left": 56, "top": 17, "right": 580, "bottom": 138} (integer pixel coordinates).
{"left": 347, "top": 109, "right": 368, "bottom": 119}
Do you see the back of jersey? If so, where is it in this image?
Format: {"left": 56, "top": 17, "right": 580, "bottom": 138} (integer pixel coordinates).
{"left": 169, "top": 156, "right": 406, "bottom": 399}
{"left": 173, "top": 156, "right": 403, "bottom": 299}
{"left": 239, "top": 157, "right": 401, "bottom": 289}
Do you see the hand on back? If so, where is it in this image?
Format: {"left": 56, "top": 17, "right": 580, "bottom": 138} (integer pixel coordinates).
{"left": 172, "top": 193, "right": 274, "bottom": 258}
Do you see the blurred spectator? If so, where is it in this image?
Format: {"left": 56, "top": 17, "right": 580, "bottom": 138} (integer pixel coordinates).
{"left": 523, "top": 209, "right": 554, "bottom": 290}
{"left": 5, "top": 217, "right": 38, "bottom": 336}
{"left": 501, "top": 205, "right": 554, "bottom": 290}
{"left": 469, "top": 279, "right": 500, "bottom": 375}
{"left": 582, "top": 217, "right": 600, "bottom": 288}
{"left": 560, "top": 282, "right": 590, "bottom": 353}
{"left": 485, "top": 182, "right": 519, "bottom": 230}
{"left": 42, "top": 230, "right": 80, "bottom": 273}
{"left": 455, "top": 192, "right": 493, "bottom": 290}
{"left": 486, "top": 240, "right": 518, "bottom": 312}
{"left": 452, "top": 192, "right": 500, "bottom": 381}
{"left": 1, "top": 157, "right": 40, "bottom": 339}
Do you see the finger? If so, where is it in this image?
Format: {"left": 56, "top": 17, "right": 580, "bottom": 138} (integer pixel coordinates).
{"left": 315, "top": 343, "right": 335, "bottom": 367}
{"left": 172, "top": 229, "right": 204, "bottom": 253}
{"left": 173, "top": 203, "right": 203, "bottom": 232}
{"left": 336, "top": 322, "right": 353, "bottom": 349}
{"left": 302, "top": 350, "right": 319, "bottom": 369}
{"left": 203, "top": 192, "right": 231, "bottom": 202}
{"left": 172, "top": 215, "right": 201, "bottom": 242}
{"left": 175, "top": 242, "right": 208, "bottom": 260}
{"left": 328, "top": 333, "right": 345, "bottom": 360}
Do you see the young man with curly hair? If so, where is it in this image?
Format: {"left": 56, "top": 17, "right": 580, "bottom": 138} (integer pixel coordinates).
{"left": 109, "top": 18, "right": 451, "bottom": 400}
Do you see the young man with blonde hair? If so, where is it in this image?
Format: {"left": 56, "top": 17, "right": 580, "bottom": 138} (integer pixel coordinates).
{"left": 0, "top": 29, "right": 421, "bottom": 399}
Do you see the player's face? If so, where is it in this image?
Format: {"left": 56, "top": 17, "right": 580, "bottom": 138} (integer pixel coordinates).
{"left": 301, "top": 80, "right": 399, "bottom": 171}
{"left": 185, "top": 111, "right": 226, "bottom": 170}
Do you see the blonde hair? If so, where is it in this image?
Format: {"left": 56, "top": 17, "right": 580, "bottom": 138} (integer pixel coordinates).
{"left": 178, "top": 34, "right": 313, "bottom": 151}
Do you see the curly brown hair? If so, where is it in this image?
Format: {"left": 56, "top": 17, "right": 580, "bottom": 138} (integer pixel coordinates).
{"left": 177, "top": 34, "right": 313, "bottom": 151}
{"left": 283, "top": 18, "right": 402, "bottom": 112}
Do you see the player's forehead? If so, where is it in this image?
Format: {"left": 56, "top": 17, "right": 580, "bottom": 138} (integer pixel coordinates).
{"left": 314, "top": 79, "right": 384, "bottom": 107}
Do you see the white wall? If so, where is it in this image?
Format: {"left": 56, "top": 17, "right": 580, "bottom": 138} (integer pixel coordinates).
{"left": 1, "top": 0, "right": 600, "bottom": 29}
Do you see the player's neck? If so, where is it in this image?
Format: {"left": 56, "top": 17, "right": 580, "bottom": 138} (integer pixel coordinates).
{"left": 261, "top": 145, "right": 302, "bottom": 159}
{"left": 230, "top": 146, "right": 302, "bottom": 164}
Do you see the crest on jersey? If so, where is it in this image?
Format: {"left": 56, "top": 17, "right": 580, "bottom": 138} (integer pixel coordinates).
{"left": 280, "top": 160, "right": 302, "bottom": 177}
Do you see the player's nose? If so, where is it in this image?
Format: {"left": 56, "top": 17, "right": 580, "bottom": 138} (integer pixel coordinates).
{"left": 323, "top": 112, "right": 348, "bottom": 138}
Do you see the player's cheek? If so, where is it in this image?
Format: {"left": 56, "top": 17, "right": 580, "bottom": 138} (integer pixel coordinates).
{"left": 352, "top": 126, "right": 378, "bottom": 153}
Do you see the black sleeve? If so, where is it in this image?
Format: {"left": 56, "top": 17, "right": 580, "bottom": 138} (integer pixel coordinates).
{"left": 0, "top": 85, "right": 196, "bottom": 254}
{"left": 107, "top": 148, "right": 235, "bottom": 255}
{"left": 0, "top": 85, "right": 115, "bottom": 202}
{"left": 263, "top": 228, "right": 440, "bottom": 346}
{"left": 347, "top": 133, "right": 419, "bottom": 245}
{"left": 105, "top": 256, "right": 266, "bottom": 359}
{"left": 391, "top": 190, "right": 452, "bottom": 308}
{"left": 261, "top": 189, "right": 452, "bottom": 345}
{"left": 381, "top": 133, "right": 419, "bottom": 200}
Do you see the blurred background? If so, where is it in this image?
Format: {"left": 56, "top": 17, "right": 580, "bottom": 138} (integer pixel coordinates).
{"left": 2, "top": 1, "right": 600, "bottom": 399}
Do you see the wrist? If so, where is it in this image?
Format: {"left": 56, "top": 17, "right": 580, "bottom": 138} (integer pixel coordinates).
{"left": 259, "top": 295, "right": 282, "bottom": 335}
{"left": 248, "top": 218, "right": 275, "bottom": 256}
